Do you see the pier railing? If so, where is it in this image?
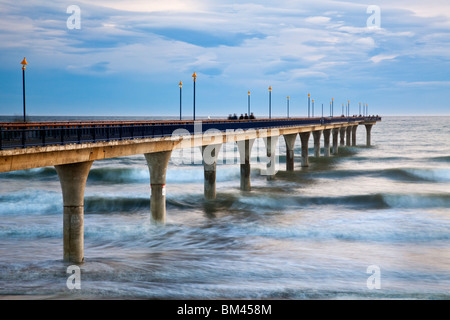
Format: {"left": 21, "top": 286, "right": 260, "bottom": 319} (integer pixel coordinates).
{"left": 0, "top": 116, "right": 381, "bottom": 150}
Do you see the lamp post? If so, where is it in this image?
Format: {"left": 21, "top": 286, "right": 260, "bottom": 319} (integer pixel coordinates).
{"left": 248, "top": 91, "right": 251, "bottom": 116}
{"left": 287, "top": 96, "right": 290, "bottom": 118}
{"left": 312, "top": 99, "right": 315, "bottom": 117}
{"left": 21, "top": 57, "right": 28, "bottom": 122}
{"left": 192, "top": 72, "right": 197, "bottom": 120}
{"left": 179, "top": 81, "right": 183, "bottom": 120}
{"left": 308, "top": 93, "right": 310, "bottom": 118}
{"left": 331, "top": 97, "right": 334, "bottom": 117}
{"left": 269, "top": 86, "right": 272, "bottom": 119}
{"left": 348, "top": 100, "right": 350, "bottom": 117}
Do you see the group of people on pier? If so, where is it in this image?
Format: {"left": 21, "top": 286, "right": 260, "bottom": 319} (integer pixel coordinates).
{"left": 228, "top": 113, "right": 256, "bottom": 120}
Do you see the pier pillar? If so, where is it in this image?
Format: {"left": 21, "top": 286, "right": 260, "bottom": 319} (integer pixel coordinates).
{"left": 346, "top": 126, "right": 352, "bottom": 146}
{"left": 339, "top": 127, "right": 346, "bottom": 146}
{"left": 145, "top": 151, "right": 172, "bottom": 224}
{"left": 323, "top": 129, "right": 331, "bottom": 157}
{"left": 283, "top": 134, "right": 297, "bottom": 171}
{"left": 332, "top": 128, "right": 339, "bottom": 155}
{"left": 201, "top": 144, "right": 222, "bottom": 199}
{"left": 351, "top": 126, "right": 357, "bottom": 146}
{"left": 264, "top": 136, "right": 279, "bottom": 180}
{"left": 237, "top": 139, "right": 255, "bottom": 191}
{"left": 55, "top": 161, "right": 93, "bottom": 263}
{"left": 312, "top": 130, "right": 322, "bottom": 158}
{"left": 299, "top": 132, "right": 311, "bottom": 167}
{"left": 365, "top": 124, "right": 373, "bottom": 146}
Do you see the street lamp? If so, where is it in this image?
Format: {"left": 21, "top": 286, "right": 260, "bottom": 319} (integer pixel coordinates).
{"left": 312, "top": 99, "right": 315, "bottom": 117}
{"left": 331, "top": 97, "right": 334, "bottom": 117}
{"left": 268, "top": 86, "right": 272, "bottom": 119}
{"left": 179, "top": 81, "right": 183, "bottom": 120}
{"left": 21, "top": 57, "right": 28, "bottom": 122}
{"left": 192, "top": 72, "right": 197, "bottom": 120}
{"left": 308, "top": 93, "right": 310, "bottom": 118}
{"left": 248, "top": 91, "right": 251, "bottom": 116}
{"left": 287, "top": 96, "right": 290, "bottom": 118}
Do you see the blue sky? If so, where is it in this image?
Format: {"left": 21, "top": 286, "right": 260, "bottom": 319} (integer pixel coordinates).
{"left": 0, "top": 0, "right": 449, "bottom": 117}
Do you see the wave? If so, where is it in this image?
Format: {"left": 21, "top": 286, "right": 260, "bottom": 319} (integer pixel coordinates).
{"left": 0, "top": 167, "right": 57, "bottom": 180}
{"left": 430, "top": 156, "right": 450, "bottom": 163}
{"left": 85, "top": 196, "right": 149, "bottom": 214}
{"left": 1, "top": 187, "right": 449, "bottom": 216}
{"left": 398, "top": 168, "right": 450, "bottom": 182}
{"left": 369, "top": 168, "right": 450, "bottom": 183}
{"left": 87, "top": 166, "right": 240, "bottom": 184}
{"left": 88, "top": 167, "right": 149, "bottom": 184}
{"left": 299, "top": 167, "right": 450, "bottom": 183}
{"left": 0, "top": 190, "right": 61, "bottom": 215}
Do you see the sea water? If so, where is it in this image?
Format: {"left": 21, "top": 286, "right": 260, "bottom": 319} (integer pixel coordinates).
{"left": 0, "top": 116, "right": 449, "bottom": 299}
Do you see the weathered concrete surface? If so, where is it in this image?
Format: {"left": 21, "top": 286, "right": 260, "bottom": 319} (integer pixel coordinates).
{"left": 340, "top": 127, "right": 346, "bottom": 146}
{"left": 201, "top": 144, "right": 222, "bottom": 199}
{"left": 313, "top": 130, "right": 322, "bottom": 158}
{"left": 236, "top": 139, "right": 255, "bottom": 191}
{"left": 145, "top": 151, "right": 172, "bottom": 224}
{"left": 352, "top": 125, "right": 357, "bottom": 146}
{"left": 332, "top": 128, "right": 340, "bottom": 155}
{"left": 323, "top": 129, "right": 331, "bottom": 157}
{"left": 299, "top": 132, "right": 311, "bottom": 167}
{"left": 54, "top": 161, "right": 93, "bottom": 263}
{"left": 365, "top": 124, "right": 373, "bottom": 146}
{"left": 283, "top": 134, "right": 297, "bottom": 171}
{"left": 346, "top": 126, "right": 352, "bottom": 147}
{"left": 263, "top": 136, "right": 279, "bottom": 180}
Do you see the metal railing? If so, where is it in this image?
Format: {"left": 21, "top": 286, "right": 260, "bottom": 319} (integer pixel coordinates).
{"left": 0, "top": 116, "right": 381, "bottom": 150}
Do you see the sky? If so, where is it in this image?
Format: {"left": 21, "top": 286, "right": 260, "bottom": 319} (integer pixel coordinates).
{"left": 0, "top": 0, "right": 449, "bottom": 118}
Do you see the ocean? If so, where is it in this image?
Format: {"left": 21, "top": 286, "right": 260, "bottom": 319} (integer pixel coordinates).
{"left": 0, "top": 116, "right": 449, "bottom": 300}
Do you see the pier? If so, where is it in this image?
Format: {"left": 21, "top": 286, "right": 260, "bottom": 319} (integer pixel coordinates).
{"left": 0, "top": 116, "right": 381, "bottom": 263}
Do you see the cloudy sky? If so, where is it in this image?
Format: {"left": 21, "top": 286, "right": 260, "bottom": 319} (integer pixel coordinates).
{"left": 0, "top": 0, "right": 449, "bottom": 117}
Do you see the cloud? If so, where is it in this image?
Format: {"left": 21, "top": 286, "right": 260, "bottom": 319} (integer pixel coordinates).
{"left": 397, "top": 81, "right": 450, "bottom": 87}
{"left": 370, "top": 54, "right": 398, "bottom": 63}
{"left": 1, "top": 0, "right": 450, "bottom": 116}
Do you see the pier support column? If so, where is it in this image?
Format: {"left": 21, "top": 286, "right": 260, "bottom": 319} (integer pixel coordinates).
{"left": 346, "top": 126, "right": 352, "bottom": 146}
{"left": 237, "top": 139, "right": 255, "bottom": 191}
{"left": 365, "top": 124, "right": 373, "bottom": 146}
{"left": 339, "top": 127, "right": 346, "bottom": 146}
{"left": 299, "top": 132, "right": 311, "bottom": 167}
{"left": 264, "top": 136, "right": 279, "bottom": 180}
{"left": 351, "top": 126, "right": 357, "bottom": 146}
{"left": 55, "top": 161, "right": 93, "bottom": 264}
{"left": 201, "top": 144, "right": 222, "bottom": 199}
{"left": 313, "top": 130, "right": 322, "bottom": 158}
{"left": 323, "top": 129, "right": 331, "bottom": 157}
{"left": 145, "top": 151, "right": 172, "bottom": 224}
{"left": 332, "top": 128, "right": 339, "bottom": 155}
{"left": 283, "top": 134, "right": 297, "bottom": 171}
